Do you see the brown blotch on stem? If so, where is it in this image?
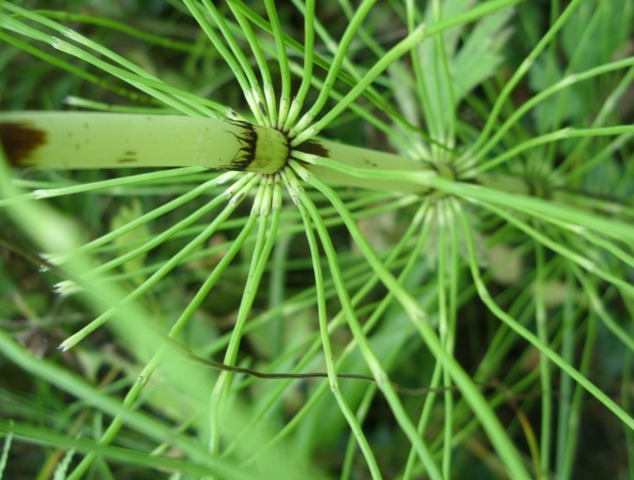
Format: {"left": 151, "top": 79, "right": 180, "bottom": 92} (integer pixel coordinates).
{"left": 226, "top": 120, "right": 258, "bottom": 171}
{"left": 0, "top": 122, "right": 47, "bottom": 167}
{"left": 294, "top": 139, "right": 330, "bottom": 158}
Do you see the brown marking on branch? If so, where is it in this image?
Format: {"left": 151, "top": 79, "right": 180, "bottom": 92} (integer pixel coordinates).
{"left": 0, "top": 122, "right": 47, "bottom": 167}
{"left": 294, "top": 138, "right": 330, "bottom": 158}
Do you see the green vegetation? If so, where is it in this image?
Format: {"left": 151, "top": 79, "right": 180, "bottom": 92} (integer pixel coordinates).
{"left": 1, "top": 1, "right": 633, "bottom": 478}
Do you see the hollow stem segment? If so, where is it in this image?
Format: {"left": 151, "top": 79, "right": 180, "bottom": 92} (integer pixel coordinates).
{"left": 294, "top": 137, "right": 434, "bottom": 192}
{"left": 0, "top": 112, "right": 289, "bottom": 174}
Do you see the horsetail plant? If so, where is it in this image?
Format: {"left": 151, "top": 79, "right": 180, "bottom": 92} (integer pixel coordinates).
{"left": 1, "top": 0, "right": 633, "bottom": 479}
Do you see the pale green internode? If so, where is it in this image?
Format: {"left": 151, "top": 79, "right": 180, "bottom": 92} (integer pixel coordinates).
{"left": 0, "top": 112, "right": 289, "bottom": 174}
{"left": 0, "top": 111, "right": 440, "bottom": 193}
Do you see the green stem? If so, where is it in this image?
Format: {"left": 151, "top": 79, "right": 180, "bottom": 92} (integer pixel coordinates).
{"left": 67, "top": 214, "right": 259, "bottom": 478}
{"left": 227, "top": 1, "right": 278, "bottom": 127}
{"left": 458, "top": 209, "right": 634, "bottom": 431}
{"left": 59, "top": 175, "right": 258, "bottom": 350}
{"left": 294, "top": 161, "right": 531, "bottom": 480}
{"left": 467, "top": 0, "right": 584, "bottom": 157}
{"left": 182, "top": 0, "right": 264, "bottom": 122}
{"left": 290, "top": 0, "right": 377, "bottom": 137}
{"left": 263, "top": 0, "right": 292, "bottom": 127}
{"left": 535, "top": 242, "right": 552, "bottom": 477}
{"left": 298, "top": 179, "right": 443, "bottom": 480}
{"left": 291, "top": 0, "right": 523, "bottom": 145}
{"left": 0, "top": 112, "right": 289, "bottom": 174}
{"left": 282, "top": 0, "right": 315, "bottom": 132}
{"left": 293, "top": 172, "right": 382, "bottom": 479}
{"left": 209, "top": 177, "right": 282, "bottom": 454}
{"left": 0, "top": 331, "right": 232, "bottom": 474}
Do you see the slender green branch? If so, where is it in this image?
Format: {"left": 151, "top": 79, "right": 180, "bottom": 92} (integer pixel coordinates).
{"left": 67, "top": 212, "right": 260, "bottom": 478}
{"left": 558, "top": 64, "right": 634, "bottom": 175}
{"left": 466, "top": 0, "right": 583, "bottom": 157}
{"left": 282, "top": 0, "right": 315, "bottom": 132}
{"left": 474, "top": 201, "right": 634, "bottom": 300}
{"left": 227, "top": 1, "right": 278, "bottom": 127}
{"left": 297, "top": 174, "right": 443, "bottom": 480}
{"left": 58, "top": 175, "right": 259, "bottom": 350}
{"left": 58, "top": 178, "right": 238, "bottom": 285}
{"left": 1, "top": 5, "right": 225, "bottom": 117}
{"left": 458, "top": 208, "right": 634, "bottom": 431}
{"left": 0, "top": 330, "right": 229, "bottom": 473}
{"left": 293, "top": 172, "right": 382, "bottom": 479}
{"left": 34, "top": 10, "right": 195, "bottom": 51}
{"left": 0, "top": 420, "right": 247, "bottom": 478}
{"left": 467, "top": 56, "right": 634, "bottom": 172}
{"left": 554, "top": 269, "right": 578, "bottom": 479}
{"left": 534, "top": 242, "right": 552, "bottom": 476}
{"left": 263, "top": 0, "right": 292, "bottom": 126}
{"left": 290, "top": 0, "right": 377, "bottom": 138}
{"left": 293, "top": 161, "right": 531, "bottom": 480}
{"left": 209, "top": 177, "right": 282, "bottom": 455}
{"left": 291, "top": 0, "right": 524, "bottom": 145}
{"left": 200, "top": 0, "right": 271, "bottom": 125}
{"left": 428, "top": 177, "right": 634, "bottom": 243}
{"left": 436, "top": 202, "right": 454, "bottom": 478}
{"left": 572, "top": 266, "right": 634, "bottom": 352}
{"left": 182, "top": 0, "right": 264, "bottom": 122}
{"left": 0, "top": 30, "right": 153, "bottom": 104}
{"left": 405, "top": 0, "right": 435, "bottom": 145}
{"left": 0, "top": 421, "right": 12, "bottom": 477}
{"left": 50, "top": 174, "right": 236, "bottom": 265}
